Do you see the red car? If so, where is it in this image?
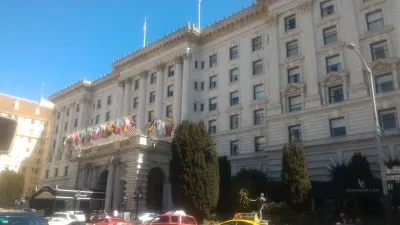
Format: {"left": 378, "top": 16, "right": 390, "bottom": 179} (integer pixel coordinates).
{"left": 89, "top": 216, "right": 132, "bottom": 225}
{"left": 140, "top": 214, "right": 197, "bottom": 225}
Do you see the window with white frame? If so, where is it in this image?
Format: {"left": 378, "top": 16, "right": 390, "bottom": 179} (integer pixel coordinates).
{"left": 193, "top": 103, "right": 197, "bottom": 111}
{"left": 135, "top": 79, "right": 140, "bottom": 90}
{"left": 253, "top": 60, "right": 263, "bottom": 75}
{"left": 371, "top": 40, "right": 389, "bottom": 61}
{"left": 330, "top": 118, "right": 346, "bottom": 137}
{"left": 168, "top": 65, "right": 175, "bottom": 77}
{"left": 64, "top": 122, "right": 68, "bottom": 131}
{"left": 95, "top": 115, "right": 100, "bottom": 124}
{"left": 208, "top": 120, "right": 216, "bottom": 134}
{"left": 133, "top": 97, "right": 139, "bottom": 108}
{"left": 210, "top": 54, "right": 217, "bottom": 68}
{"left": 106, "top": 111, "right": 111, "bottom": 121}
{"left": 375, "top": 74, "right": 394, "bottom": 93}
{"left": 194, "top": 81, "right": 198, "bottom": 90}
{"left": 320, "top": 0, "right": 334, "bottom": 17}
{"left": 288, "top": 67, "right": 300, "bottom": 84}
{"left": 97, "top": 100, "right": 102, "bottom": 109}
{"left": 253, "top": 84, "right": 263, "bottom": 100}
{"left": 230, "top": 140, "right": 239, "bottom": 155}
{"left": 166, "top": 105, "right": 173, "bottom": 118}
{"left": 286, "top": 40, "right": 299, "bottom": 57}
{"left": 230, "top": 68, "right": 239, "bottom": 82}
{"left": 74, "top": 118, "right": 78, "bottom": 128}
{"left": 254, "top": 109, "right": 264, "bottom": 125}
{"left": 252, "top": 36, "right": 262, "bottom": 52}
{"left": 289, "top": 95, "right": 302, "bottom": 112}
{"left": 167, "top": 85, "right": 174, "bottom": 97}
{"left": 289, "top": 125, "right": 302, "bottom": 142}
{"left": 329, "top": 85, "right": 344, "bottom": 104}
{"left": 209, "top": 75, "right": 217, "bottom": 89}
{"left": 150, "top": 73, "right": 157, "bottom": 84}
{"left": 323, "top": 26, "right": 338, "bottom": 45}
{"left": 285, "top": 15, "right": 296, "bottom": 31}
{"left": 230, "top": 46, "right": 239, "bottom": 60}
{"left": 254, "top": 136, "right": 265, "bottom": 152}
{"left": 230, "top": 114, "right": 239, "bottom": 130}
{"left": 366, "top": 10, "right": 384, "bottom": 31}
{"left": 379, "top": 109, "right": 398, "bottom": 130}
{"left": 230, "top": 91, "right": 239, "bottom": 106}
{"left": 76, "top": 103, "right": 80, "bottom": 112}
{"left": 326, "top": 55, "right": 341, "bottom": 73}
{"left": 148, "top": 110, "right": 155, "bottom": 123}
{"left": 209, "top": 97, "right": 217, "bottom": 111}
{"left": 107, "top": 95, "right": 112, "bottom": 105}
{"left": 149, "top": 91, "right": 155, "bottom": 103}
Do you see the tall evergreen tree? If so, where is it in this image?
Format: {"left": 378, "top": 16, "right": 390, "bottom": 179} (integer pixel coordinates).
{"left": 169, "top": 120, "right": 219, "bottom": 221}
{"left": 216, "top": 156, "right": 232, "bottom": 217}
{"left": 281, "top": 142, "right": 311, "bottom": 211}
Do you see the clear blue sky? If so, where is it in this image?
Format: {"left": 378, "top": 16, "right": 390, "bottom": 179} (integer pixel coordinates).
{"left": 0, "top": 0, "right": 254, "bottom": 101}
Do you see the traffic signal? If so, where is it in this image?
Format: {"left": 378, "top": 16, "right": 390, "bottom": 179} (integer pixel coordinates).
{"left": 0, "top": 115, "right": 17, "bottom": 154}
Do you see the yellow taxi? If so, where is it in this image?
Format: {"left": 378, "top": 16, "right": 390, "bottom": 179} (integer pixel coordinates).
{"left": 218, "top": 213, "right": 268, "bottom": 225}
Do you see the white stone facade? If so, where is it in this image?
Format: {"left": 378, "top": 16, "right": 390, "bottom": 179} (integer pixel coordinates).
{"left": 40, "top": 0, "right": 400, "bottom": 202}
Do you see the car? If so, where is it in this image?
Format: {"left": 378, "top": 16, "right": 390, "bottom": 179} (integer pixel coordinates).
{"left": 66, "top": 211, "right": 86, "bottom": 222}
{"left": 0, "top": 211, "right": 47, "bottom": 225}
{"left": 88, "top": 216, "right": 132, "bottom": 225}
{"left": 138, "top": 213, "right": 158, "bottom": 223}
{"left": 218, "top": 213, "right": 269, "bottom": 225}
{"left": 89, "top": 210, "right": 108, "bottom": 223}
{"left": 139, "top": 214, "right": 197, "bottom": 225}
{"left": 48, "top": 212, "right": 79, "bottom": 225}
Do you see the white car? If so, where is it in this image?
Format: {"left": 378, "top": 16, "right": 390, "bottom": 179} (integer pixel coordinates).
{"left": 48, "top": 212, "right": 78, "bottom": 225}
{"left": 138, "top": 213, "right": 157, "bottom": 223}
{"left": 66, "top": 211, "right": 86, "bottom": 222}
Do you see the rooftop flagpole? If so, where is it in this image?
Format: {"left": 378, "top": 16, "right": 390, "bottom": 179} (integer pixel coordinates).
{"left": 198, "top": 0, "right": 201, "bottom": 30}
{"left": 143, "top": 17, "right": 147, "bottom": 47}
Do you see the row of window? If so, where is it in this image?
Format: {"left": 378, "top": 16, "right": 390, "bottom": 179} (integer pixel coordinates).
{"left": 229, "top": 108, "right": 398, "bottom": 155}
{"left": 45, "top": 166, "right": 68, "bottom": 179}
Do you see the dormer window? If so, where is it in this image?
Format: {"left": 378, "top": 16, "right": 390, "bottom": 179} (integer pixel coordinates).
{"left": 13, "top": 101, "right": 20, "bottom": 110}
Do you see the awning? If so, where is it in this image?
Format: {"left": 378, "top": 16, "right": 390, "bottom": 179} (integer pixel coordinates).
{"left": 31, "top": 185, "right": 105, "bottom": 201}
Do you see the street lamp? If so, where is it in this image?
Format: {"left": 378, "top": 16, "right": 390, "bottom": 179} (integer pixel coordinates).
{"left": 346, "top": 43, "right": 391, "bottom": 224}
{"left": 133, "top": 188, "right": 143, "bottom": 220}
{"left": 74, "top": 188, "right": 82, "bottom": 215}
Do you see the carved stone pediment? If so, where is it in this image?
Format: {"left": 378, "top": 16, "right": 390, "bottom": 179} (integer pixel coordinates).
{"left": 320, "top": 72, "right": 348, "bottom": 86}
{"left": 370, "top": 59, "right": 398, "bottom": 74}
{"left": 281, "top": 82, "right": 306, "bottom": 96}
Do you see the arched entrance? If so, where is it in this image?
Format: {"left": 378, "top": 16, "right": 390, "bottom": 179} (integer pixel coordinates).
{"left": 147, "top": 168, "right": 164, "bottom": 213}
{"left": 96, "top": 170, "right": 108, "bottom": 190}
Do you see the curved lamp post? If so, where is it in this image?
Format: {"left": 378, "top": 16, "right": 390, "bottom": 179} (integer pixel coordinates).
{"left": 133, "top": 188, "right": 143, "bottom": 220}
{"left": 346, "top": 43, "right": 391, "bottom": 225}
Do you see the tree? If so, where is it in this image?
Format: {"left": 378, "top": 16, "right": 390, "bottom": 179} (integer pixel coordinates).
{"left": 169, "top": 120, "right": 219, "bottom": 222}
{"left": 281, "top": 142, "right": 311, "bottom": 211}
{"left": 216, "top": 156, "right": 232, "bottom": 217}
{"left": 0, "top": 169, "right": 24, "bottom": 207}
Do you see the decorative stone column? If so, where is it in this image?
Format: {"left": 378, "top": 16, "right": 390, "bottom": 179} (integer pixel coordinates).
{"left": 123, "top": 78, "right": 132, "bottom": 116}
{"left": 105, "top": 162, "right": 115, "bottom": 212}
{"left": 112, "top": 164, "right": 121, "bottom": 210}
{"left": 138, "top": 71, "right": 148, "bottom": 130}
{"left": 118, "top": 81, "right": 125, "bottom": 118}
{"left": 155, "top": 64, "right": 165, "bottom": 120}
{"left": 173, "top": 57, "right": 183, "bottom": 126}
{"left": 181, "top": 50, "right": 192, "bottom": 121}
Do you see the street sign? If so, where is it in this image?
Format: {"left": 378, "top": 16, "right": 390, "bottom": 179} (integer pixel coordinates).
{"left": 386, "top": 168, "right": 400, "bottom": 174}
{"left": 376, "top": 124, "right": 384, "bottom": 137}
{"left": 386, "top": 175, "right": 400, "bottom": 181}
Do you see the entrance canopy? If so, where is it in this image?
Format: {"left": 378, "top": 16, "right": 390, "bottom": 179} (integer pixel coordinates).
{"left": 32, "top": 185, "right": 105, "bottom": 201}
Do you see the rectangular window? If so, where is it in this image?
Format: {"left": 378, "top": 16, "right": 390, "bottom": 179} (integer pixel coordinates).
{"left": 166, "top": 105, "right": 173, "bottom": 118}
{"left": 379, "top": 109, "right": 398, "bottom": 130}
{"left": 285, "top": 15, "right": 296, "bottom": 31}
{"left": 201, "top": 82, "right": 204, "bottom": 90}
{"left": 289, "top": 95, "right": 302, "bottom": 112}
{"left": 150, "top": 73, "right": 157, "bottom": 84}
{"left": 107, "top": 95, "right": 112, "bottom": 105}
{"left": 92, "top": 103, "right": 95, "bottom": 109}
{"left": 289, "top": 125, "right": 302, "bottom": 142}
{"left": 64, "top": 166, "right": 69, "bottom": 176}
{"left": 57, "top": 112, "right": 60, "bottom": 119}
{"left": 149, "top": 91, "right": 156, "bottom": 103}
{"left": 286, "top": 40, "right": 298, "bottom": 57}
{"left": 76, "top": 103, "right": 80, "bottom": 112}
{"left": 132, "top": 115, "right": 137, "bottom": 122}
{"left": 95, "top": 115, "right": 100, "bottom": 124}
{"left": 329, "top": 85, "right": 344, "bottom": 104}
{"left": 45, "top": 169, "right": 49, "bottom": 179}
{"left": 208, "top": 120, "right": 217, "bottom": 134}
{"left": 106, "top": 111, "right": 111, "bottom": 121}
{"left": 209, "top": 97, "right": 217, "bottom": 111}
{"left": 54, "top": 168, "right": 58, "bottom": 177}
{"left": 255, "top": 136, "right": 265, "bottom": 152}
{"left": 64, "top": 122, "right": 68, "bottom": 131}
{"left": 167, "top": 85, "right": 174, "bottom": 97}
{"left": 330, "top": 118, "right": 347, "bottom": 137}
{"left": 194, "top": 82, "right": 198, "bottom": 90}
{"left": 135, "top": 79, "right": 140, "bottom": 90}
{"left": 91, "top": 118, "right": 93, "bottom": 125}
{"left": 366, "top": 10, "right": 384, "bottom": 31}
{"left": 74, "top": 118, "right": 78, "bottom": 128}
{"left": 209, "top": 76, "right": 217, "bottom": 89}
{"left": 230, "top": 91, "right": 239, "bottom": 106}
{"left": 230, "top": 68, "right": 239, "bottom": 82}
{"left": 148, "top": 110, "right": 155, "bottom": 122}
{"left": 210, "top": 54, "right": 217, "bottom": 68}
{"left": 323, "top": 26, "right": 338, "bottom": 45}
{"left": 230, "top": 114, "right": 239, "bottom": 130}
{"left": 230, "top": 140, "right": 239, "bottom": 156}
{"left": 193, "top": 103, "right": 197, "bottom": 111}
{"left": 321, "top": 0, "right": 334, "bottom": 17}
{"left": 252, "top": 36, "right": 262, "bottom": 51}
{"left": 375, "top": 74, "right": 394, "bottom": 93}
{"left": 97, "top": 100, "right": 102, "bottom": 109}
{"left": 326, "top": 55, "right": 341, "bottom": 73}
{"left": 200, "top": 103, "right": 204, "bottom": 111}
{"left": 55, "top": 125, "right": 58, "bottom": 134}
{"left": 168, "top": 65, "right": 175, "bottom": 77}
{"left": 253, "top": 84, "right": 263, "bottom": 100}
{"left": 254, "top": 109, "right": 264, "bottom": 125}
{"left": 288, "top": 67, "right": 300, "bottom": 84}
{"left": 371, "top": 40, "right": 389, "bottom": 61}
{"left": 66, "top": 108, "right": 70, "bottom": 116}
{"left": 195, "top": 61, "right": 198, "bottom": 68}
{"left": 133, "top": 97, "right": 139, "bottom": 108}
{"left": 253, "top": 60, "right": 263, "bottom": 75}
{"left": 230, "top": 46, "right": 239, "bottom": 60}
{"left": 201, "top": 61, "right": 205, "bottom": 69}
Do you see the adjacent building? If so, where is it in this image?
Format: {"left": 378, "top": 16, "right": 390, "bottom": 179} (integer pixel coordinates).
{"left": 0, "top": 93, "right": 53, "bottom": 195}
{"left": 39, "top": 0, "right": 400, "bottom": 213}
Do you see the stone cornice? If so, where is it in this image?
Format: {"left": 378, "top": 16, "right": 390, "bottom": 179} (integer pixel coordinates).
{"left": 49, "top": 79, "right": 92, "bottom": 102}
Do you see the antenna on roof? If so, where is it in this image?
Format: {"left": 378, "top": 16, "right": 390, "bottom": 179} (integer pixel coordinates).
{"left": 143, "top": 17, "right": 147, "bottom": 47}
{"left": 198, "top": 0, "right": 201, "bottom": 30}
{"left": 40, "top": 82, "right": 44, "bottom": 100}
